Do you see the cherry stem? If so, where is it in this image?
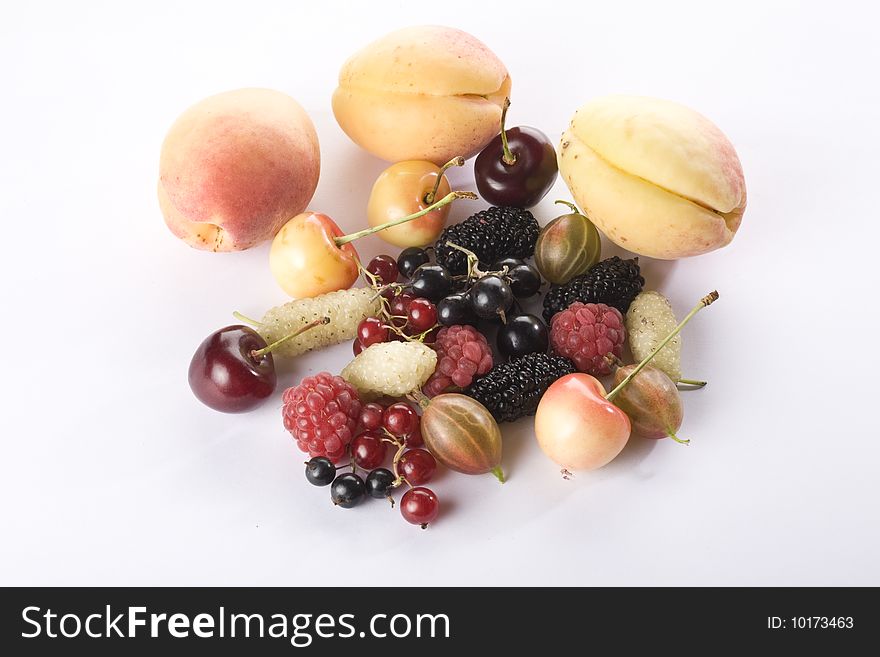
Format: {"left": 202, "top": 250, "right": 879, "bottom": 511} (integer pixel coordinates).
{"left": 335, "top": 191, "right": 477, "bottom": 246}
{"left": 499, "top": 97, "right": 516, "bottom": 166}
{"left": 554, "top": 199, "right": 581, "bottom": 215}
{"left": 605, "top": 291, "right": 719, "bottom": 402}
{"left": 491, "top": 465, "right": 506, "bottom": 483}
{"left": 677, "top": 378, "right": 708, "bottom": 388}
{"left": 424, "top": 156, "right": 465, "bottom": 205}
{"left": 250, "top": 317, "right": 329, "bottom": 359}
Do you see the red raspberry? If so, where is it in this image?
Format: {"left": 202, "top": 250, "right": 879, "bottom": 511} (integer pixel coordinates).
{"left": 282, "top": 372, "right": 362, "bottom": 462}
{"left": 549, "top": 302, "right": 626, "bottom": 376}
{"left": 423, "top": 325, "right": 494, "bottom": 397}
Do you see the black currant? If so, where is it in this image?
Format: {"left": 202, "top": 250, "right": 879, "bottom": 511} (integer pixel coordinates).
{"left": 409, "top": 264, "right": 453, "bottom": 302}
{"left": 397, "top": 247, "right": 430, "bottom": 279}
{"left": 304, "top": 457, "right": 336, "bottom": 486}
{"left": 497, "top": 314, "right": 549, "bottom": 358}
{"left": 493, "top": 257, "right": 524, "bottom": 270}
{"left": 469, "top": 275, "right": 514, "bottom": 320}
{"left": 507, "top": 263, "right": 542, "bottom": 298}
{"left": 437, "top": 292, "right": 477, "bottom": 326}
{"left": 330, "top": 473, "right": 366, "bottom": 508}
{"left": 365, "top": 468, "right": 396, "bottom": 499}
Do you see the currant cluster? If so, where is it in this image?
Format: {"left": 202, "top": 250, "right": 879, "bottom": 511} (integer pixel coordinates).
{"left": 351, "top": 255, "right": 442, "bottom": 355}
{"left": 303, "top": 398, "right": 440, "bottom": 528}
{"left": 395, "top": 245, "right": 549, "bottom": 361}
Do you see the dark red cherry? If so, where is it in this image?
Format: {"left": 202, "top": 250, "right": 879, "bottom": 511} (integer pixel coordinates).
{"left": 188, "top": 325, "right": 276, "bottom": 413}
{"left": 474, "top": 99, "right": 558, "bottom": 208}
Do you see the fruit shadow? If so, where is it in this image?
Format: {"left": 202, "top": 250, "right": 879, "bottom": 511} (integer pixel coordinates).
{"left": 309, "top": 113, "right": 388, "bottom": 237}
{"left": 496, "top": 416, "right": 543, "bottom": 478}
{"left": 604, "top": 433, "right": 659, "bottom": 478}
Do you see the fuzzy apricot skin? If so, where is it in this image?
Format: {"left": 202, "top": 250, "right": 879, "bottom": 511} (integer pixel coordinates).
{"left": 269, "top": 213, "right": 359, "bottom": 299}
{"left": 332, "top": 26, "right": 511, "bottom": 164}
{"left": 558, "top": 95, "right": 746, "bottom": 259}
{"left": 158, "top": 88, "right": 320, "bottom": 252}
{"left": 366, "top": 161, "right": 452, "bottom": 247}
{"left": 535, "top": 373, "right": 631, "bottom": 471}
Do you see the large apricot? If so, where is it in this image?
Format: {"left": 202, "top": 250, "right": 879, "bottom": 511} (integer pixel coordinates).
{"left": 332, "top": 26, "right": 510, "bottom": 164}
{"left": 158, "top": 88, "right": 320, "bottom": 252}
{"left": 559, "top": 95, "right": 746, "bottom": 259}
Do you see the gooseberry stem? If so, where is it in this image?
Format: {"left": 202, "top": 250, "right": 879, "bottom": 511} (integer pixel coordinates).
{"left": 677, "top": 378, "right": 708, "bottom": 388}
{"left": 408, "top": 389, "right": 431, "bottom": 411}
{"left": 335, "top": 191, "right": 477, "bottom": 246}
{"left": 667, "top": 431, "right": 690, "bottom": 445}
{"left": 491, "top": 466, "right": 506, "bottom": 483}
{"left": 554, "top": 199, "right": 581, "bottom": 215}
{"left": 250, "top": 317, "right": 329, "bottom": 359}
{"left": 605, "top": 291, "right": 719, "bottom": 402}
{"left": 424, "top": 156, "right": 465, "bottom": 205}
{"left": 499, "top": 97, "right": 516, "bottom": 165}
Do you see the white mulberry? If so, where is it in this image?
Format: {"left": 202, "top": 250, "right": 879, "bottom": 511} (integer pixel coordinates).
{"left": 341, "top": 341, "right": 437, "bottom": 399}
{"left": 625, "top": 291, "right": 681, "bottom": 381}
{"left": 258, "top": 287, "right": 381, "bottom": 358}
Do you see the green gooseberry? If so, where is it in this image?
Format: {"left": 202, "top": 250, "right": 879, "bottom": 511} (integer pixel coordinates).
{"left": 534, "top": 200, "right": 601, "bottom": 285}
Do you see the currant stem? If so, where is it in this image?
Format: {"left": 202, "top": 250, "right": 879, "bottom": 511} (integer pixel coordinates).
{"left": 554, "top": 199, "right": 581, "bottom": 215}
{"left": 445, "top": 242, "right": 482, "bottom": 279}
{"left": 387, "top": 429, "right": 409, "bottom": 485}
{"left": 250, "top": 317, "right": 330, "bottom": 359}
{"left": 499, "top": 97, "right": 516, "bottom": 166}
{"left": 335, "top": 191, "right": 477, "bottom": 246}
{"left": 677, "top": 378, "right": 708, "bottom": 388}
{"left": 424, "top": 156, "right": 465, "bottom": 205}
{"left": 357, "top": 259, "right": 381, "bottom": 289}
{"left": 491, "top": 465, "right": 506, "bottom": 483}
{"left": 605, "top": 291, "right": 719, "bottom": 402}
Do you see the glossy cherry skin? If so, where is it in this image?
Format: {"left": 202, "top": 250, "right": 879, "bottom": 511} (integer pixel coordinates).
{"left": 367, "top": 161, "right": 452, "bottom": 247}
{"left": 188, "top": 325, "right": 276, "bottom": 413}
{"left": 535, "top": 373, "right": 630, "bottom": 471}
{"left": 474, "top": 126, "right": 558, "bottom": 208}
{"left": 269, "top": 212, "right": 359, "bottom": 298}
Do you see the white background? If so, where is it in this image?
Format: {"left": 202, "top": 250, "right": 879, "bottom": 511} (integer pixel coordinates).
{"left": 2, "top": 0, "right": 878, "bottom": 586}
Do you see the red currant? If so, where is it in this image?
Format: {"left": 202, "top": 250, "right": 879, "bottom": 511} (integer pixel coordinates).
{"left": 367, "top": 255, "right": 400, "bottom": 285}
{"left": 352, "top": 339, "right": 365, "bottom": 356}
{"left": 359, "top": 402, "right": 385, "bottom": 431}
{"left": 383, "top": 402, "right": 419, "bottom": 437}
{"left": 398, "top": 448, "right": 436, "bottom": 485}
{"left": 390, "top": 293, "right": 415, "bottom": 320}
{"left": 400, "top": 487, "right": 439, "bottom": 527}
{"left": 357, "top": 317, "right": 389, "bottom": 347}
{"left": 406, "top": 298, "right": 438, "bottom": 333}
{"left": 351, "top": 431, "right": 387, "bottom": 470}
{"left": 406, "top": 424, "right": 424, "bottom": 447}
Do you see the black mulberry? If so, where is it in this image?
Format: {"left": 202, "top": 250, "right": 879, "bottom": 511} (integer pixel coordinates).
{"left": 542, "top": 256, "right": 644, "bottom": 322}
{"left": 435, "top": 207, "right": 540, "bottom": 275}
{"left": 464, "top": 353, "right": 576, "bottom": 422}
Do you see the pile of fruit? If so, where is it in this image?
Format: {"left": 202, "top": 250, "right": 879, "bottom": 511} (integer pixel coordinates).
{"left": 169, "top": 26, "right": 746, "bottom": 529}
